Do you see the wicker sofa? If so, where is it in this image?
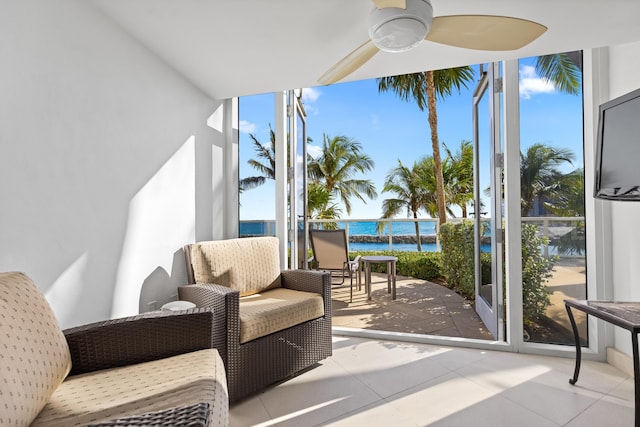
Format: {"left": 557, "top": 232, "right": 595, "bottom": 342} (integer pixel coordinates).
{"left": 179, "top": 236, "right": 332, "bottom": 403}
{"left": 0, "top": 272, "right": 228, "bottom": 426}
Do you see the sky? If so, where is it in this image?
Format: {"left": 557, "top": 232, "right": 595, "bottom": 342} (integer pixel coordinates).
{"left": 238, "top": 56, "right": 584, "bottom": 221}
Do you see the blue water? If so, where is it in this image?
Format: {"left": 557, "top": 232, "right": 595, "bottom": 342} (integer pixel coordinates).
{"left": 239, "top": 220, "right": 439, "bottom": 238}
{"left": 240, "top": 221, "right": 274, "bottom": 236}
{"left": 239, "top": 220, "right": 572, "bottom": 255}
{"left": 348, "top": 241, "right": 492, "bottom": 253}
{"left": 240, "top": 220, "right": 493, "bottom": 252}
{"left": 339, "top": 221, "right": 437, "bottom": 236}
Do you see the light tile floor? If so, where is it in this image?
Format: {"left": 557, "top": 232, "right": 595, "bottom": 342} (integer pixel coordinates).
{"left": 230, "top": 336, "right": 634, "bottom": 426}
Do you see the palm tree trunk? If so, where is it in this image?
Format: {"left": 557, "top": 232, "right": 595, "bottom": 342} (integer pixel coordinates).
{"left": 425, "top": 71, "right": 447, "bottom": 225}
{"left": 413, "top": 211, "right": 422, "bottom": 252}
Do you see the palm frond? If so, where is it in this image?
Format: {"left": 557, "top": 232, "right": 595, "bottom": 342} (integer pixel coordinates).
{"left": 535, "top": 52, "right": 582, "bottom": 95}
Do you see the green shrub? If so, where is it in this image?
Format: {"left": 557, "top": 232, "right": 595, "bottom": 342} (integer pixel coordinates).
{"left": 439, "top": 220, "right": 482, "bottom": 299}
{"left": 350, "top": 250, "right": 441, "bottom": 281}
{"left": 521, "top": 222, "right": 555, "bottom": 322}
{"left": 480, "top": 252, "right": 492, "bottom": 286}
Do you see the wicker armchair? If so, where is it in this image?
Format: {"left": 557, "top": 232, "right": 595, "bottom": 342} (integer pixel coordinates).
{"left": 0, "top": 272, "right": 228, "bottom": 427}
{"left": 179, "top": 236, "right": 332, "bottom": 403}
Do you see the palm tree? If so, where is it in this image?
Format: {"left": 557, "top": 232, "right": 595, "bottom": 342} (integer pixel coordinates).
{"left": 307, "top": 182, "right": 342, "bottom": 228}
{"left": 422, "top": 154, "right": 475, "bottom": 218}
{"left": 308, "top": 134, "right": 377, "bottom": 215}
{"left": 545, "top": 168, "right": 585, "bottom": 217}
{"left": 520, "top": 143, "right": 575, "bottom": 216}
{"left": 414, "top": 156, "right": 441, "bottom": 218}
{"left": 377, "top": 67, "right": 475, "bottom": 226}
{"left": 379, "top": 159, "right": 432, "bottom": 251}
{"left": 442, "top": 140, "right": 474, "bottom": 217}
{"left": 535, "top": 51, "right": 582, "bottom": 95}
{"left": 239, "top": 126, "right": 276, "bottom": 191}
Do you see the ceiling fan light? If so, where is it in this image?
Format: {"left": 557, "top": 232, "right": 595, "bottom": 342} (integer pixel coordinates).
{"left": 371, "top": 18, "right": 427, "bottom": 52}
{"left": 368, "top": 0, "right": 433, "bottom": 53}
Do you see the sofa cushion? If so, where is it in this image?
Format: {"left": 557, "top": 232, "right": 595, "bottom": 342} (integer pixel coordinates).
{"left": 0, "top": 272, "right": 72, "bottom": 426}
{"left": 190, "top": 237, "right": 282, "bottom": 297}
{"left": 31, "top": 348, "right": 228, "bottom": 427}
{"left": 239, "top": 288, "right": 325, "bottom": 344}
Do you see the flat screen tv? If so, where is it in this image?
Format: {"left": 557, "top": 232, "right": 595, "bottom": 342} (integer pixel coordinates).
{"left": 595, "top": 87, "right": 640, "bottom": 200}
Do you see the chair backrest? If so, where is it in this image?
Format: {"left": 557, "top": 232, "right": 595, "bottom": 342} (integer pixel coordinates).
{"left": 185, "top": 236, "right": 282, "bottom": 297}
{"left": 0, "top": 272, "right": 71, "bottom": 425}
{"left": 309, "top": 229, "right": 349, "bottom": 270}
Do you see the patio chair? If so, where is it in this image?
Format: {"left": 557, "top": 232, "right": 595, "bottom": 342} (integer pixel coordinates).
{"left": 0, "top": 272, "right": 228, "bottom": 427}
{"left": 309, "top": 228, "right": 361, "bottom": 301}
{"left": 179, "top": 236, "right": 332, "bottom": 403}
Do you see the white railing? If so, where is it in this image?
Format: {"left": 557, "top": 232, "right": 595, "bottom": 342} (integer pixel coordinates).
{"left": 240, "top": 216, "right": 586, "bottom": 257}
{"left": 307, "top": 217, "right": 447, "bottom": 252}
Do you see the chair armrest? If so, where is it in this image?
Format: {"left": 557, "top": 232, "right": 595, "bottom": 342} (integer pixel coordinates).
{"left": 282, "top": 269, "right": 332, "bottom": 326}
{"left": 281, "top": 269, "right": 330, "bottom": 297}
{"left": 86, "top": 402, "right": 210, "bottom": 427}
{"left": 178, "top": 283, "right": 240, "bottom": 358}
{"left": 63, "top": 308, "right": 222, "bottom": 376}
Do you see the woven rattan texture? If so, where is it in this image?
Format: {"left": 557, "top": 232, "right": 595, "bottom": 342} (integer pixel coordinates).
{"left": 64, "top": 308, "right": 223, "bottom": 376}
{"left": 85, "top": 402, "right": 210, "bottom": 426}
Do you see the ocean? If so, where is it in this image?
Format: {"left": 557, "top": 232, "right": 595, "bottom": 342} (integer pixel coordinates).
{"left": 240, "top": 220, "right": 491, "bottom": 252}
{"left": 339, "top": 221, "right": 441, "bottom": 252}
{"left": 338, "top": 221, "right": 437, "bottom": 236}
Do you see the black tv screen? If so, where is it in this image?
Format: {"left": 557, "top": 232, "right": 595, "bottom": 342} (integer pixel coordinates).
{"left": 595, "top": 87, "right": 640, "bottom": 200}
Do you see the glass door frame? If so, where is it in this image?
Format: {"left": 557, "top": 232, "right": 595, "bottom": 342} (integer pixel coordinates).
{"left": 291, "top": 90, "right": 308, "bottom": 269}
{"left": 274, "top": 90, "right": 307, "bottom": 270}
{"left": 472, "top": 62, "right": 504, "bottom": 341}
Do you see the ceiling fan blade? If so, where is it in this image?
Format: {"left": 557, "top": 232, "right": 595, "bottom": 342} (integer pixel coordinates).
{"left": 372, "top": 0, "right": 406, "bottom": 9}
{"left": 318, "top": 40, "right": 380, "bottom": 85}
{"left": 426, "top": 15, "right": 547, "bottom": 51}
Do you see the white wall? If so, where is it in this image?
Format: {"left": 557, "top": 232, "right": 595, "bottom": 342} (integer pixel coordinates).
{"left": 0, "top": 1, "right": 230, "bottom": 328}
{"left": 599, "top": 41, "right": 640, "bottom": 356}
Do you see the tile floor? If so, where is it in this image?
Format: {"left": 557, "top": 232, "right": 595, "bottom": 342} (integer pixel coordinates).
{"left": 230, "top": 336, "right": 634, "bottom": 426}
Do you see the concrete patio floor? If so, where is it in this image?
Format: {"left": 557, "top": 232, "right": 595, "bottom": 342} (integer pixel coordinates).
{"left": 330, "top": 273, "right": 494, "bottom": 340}
{"left": 330, "top": 259, "right": 587, "bottom": 342}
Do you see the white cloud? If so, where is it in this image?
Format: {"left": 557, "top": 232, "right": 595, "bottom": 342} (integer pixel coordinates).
{"left": 306, "top": 144, "right": 323, "bottom": 159}
{"left": 239, "top": 120, "right": 256, "bottom": 134}
{"left": 301, "top": 87, "right": 321, "bottom": 103}
{"left": 300, "top": 87, "right": 321, "bottom": 115}
{"left": 519, "top": 65, "right": 555, "bottom": 99}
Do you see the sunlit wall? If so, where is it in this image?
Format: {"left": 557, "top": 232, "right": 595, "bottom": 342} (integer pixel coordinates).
{"left": 0, "top": 0, "right": 228, "bottom": 328}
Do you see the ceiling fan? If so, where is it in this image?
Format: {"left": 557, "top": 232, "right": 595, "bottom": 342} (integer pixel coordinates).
{"left": 318, "top": 0, "right": 547, "bottom": 85}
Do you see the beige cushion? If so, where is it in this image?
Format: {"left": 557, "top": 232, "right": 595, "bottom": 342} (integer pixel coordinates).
{"left": 191, "top": 237, "right": 282, "bottom": 297}
{"left": 0, "top": 272, "right": 72, "bottom": 426}
{"left": 31, "top": 349, "right": 228, "bottom": 427}
{"left": 239, "top": 288, "right": 324, "bottom": 344}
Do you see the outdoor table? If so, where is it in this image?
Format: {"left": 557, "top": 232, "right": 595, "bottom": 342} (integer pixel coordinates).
{"left": 564, "top": 299, "right": 640, "bottom": 427}
{"left": 361, "top": 255, "right": 397, "bottom": 300}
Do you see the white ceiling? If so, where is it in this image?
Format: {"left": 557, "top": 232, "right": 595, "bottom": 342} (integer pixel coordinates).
{"left": 91, "top": 0, "right": 640, "bottom": 100}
